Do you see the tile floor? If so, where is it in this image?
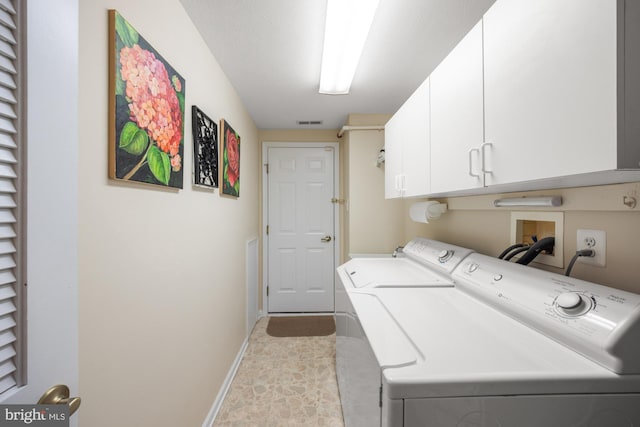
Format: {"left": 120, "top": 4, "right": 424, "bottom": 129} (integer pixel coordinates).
{"left": 213, "top": 317, "right": 345, "bottom": 426}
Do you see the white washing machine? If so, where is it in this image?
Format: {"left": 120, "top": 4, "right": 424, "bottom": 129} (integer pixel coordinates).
{"left": 340, "top": 238, "right": 473, "bottom": 289}
{"left": 336, "top": 252, "right": 640, "bottom": 426}
{"left": 335, "top": 238, "right": 473, "bottom": 427}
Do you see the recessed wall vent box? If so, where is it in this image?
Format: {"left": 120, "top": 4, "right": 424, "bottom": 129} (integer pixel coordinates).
{"left": 510, "top": 211, "right": 564, "bottom": 268}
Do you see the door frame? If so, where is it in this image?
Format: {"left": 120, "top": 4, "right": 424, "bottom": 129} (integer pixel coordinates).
{"left": 261, "top": 141, "right": 340, "bottom": 314}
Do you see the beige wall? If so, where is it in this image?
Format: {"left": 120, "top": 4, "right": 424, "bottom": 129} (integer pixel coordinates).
{"left": 343, "top": 115, "right": 404, "bottom": 256}
{"left": 404, "top": 182, "right": 640, "bottom": 293}
{"left": 78, "top": 1, "right": 258, "bottom": 426}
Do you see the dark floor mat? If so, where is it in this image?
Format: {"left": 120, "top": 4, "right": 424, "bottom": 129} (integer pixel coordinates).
{"left": 266, "top": 316, "right": 336, "bottom": 337}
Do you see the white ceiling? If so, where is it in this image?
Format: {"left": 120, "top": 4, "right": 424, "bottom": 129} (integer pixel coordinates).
{"left": 179, "top": 0, "right": 495, "bottom": 130}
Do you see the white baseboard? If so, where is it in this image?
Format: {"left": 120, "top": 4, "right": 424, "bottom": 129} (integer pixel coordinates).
{"left": 201, "top": 337, "right": 250, "bottom": 427}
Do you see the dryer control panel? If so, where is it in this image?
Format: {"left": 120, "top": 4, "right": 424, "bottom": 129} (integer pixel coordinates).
{"left": 403, "top": 238, "right": 473, "bottom": 273}
{"left": 453, "top": 253, "right": 640, "bottom": 374}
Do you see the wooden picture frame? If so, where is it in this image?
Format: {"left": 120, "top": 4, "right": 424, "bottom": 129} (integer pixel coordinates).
{"left": 108, "top": 10, "right": 186, "bottom": 188}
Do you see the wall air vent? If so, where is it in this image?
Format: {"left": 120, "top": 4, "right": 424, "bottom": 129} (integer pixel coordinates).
{"left": 296, "top": 120, "right": 323, "bottom": 126}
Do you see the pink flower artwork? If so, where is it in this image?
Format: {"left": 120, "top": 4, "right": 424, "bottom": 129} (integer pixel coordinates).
{"left": 220, "top": 120, "right": 240, "bottom": 198}
{"left": 108, "top": 10, "right": 185, "bottom": 188}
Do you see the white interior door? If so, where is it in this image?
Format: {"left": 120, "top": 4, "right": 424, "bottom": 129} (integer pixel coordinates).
{"left": 266, "top": 145, "right": 336, "bottom": 313}
{"left": 0, "top": 0, "right": 79, "bottom": 422}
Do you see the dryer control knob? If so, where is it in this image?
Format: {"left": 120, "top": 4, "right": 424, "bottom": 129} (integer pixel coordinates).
{"left": 438, "top": 250, "right": 454, "bottom": 263}
{"left": 556, "top": 292, "right": 582, "bottom": 309}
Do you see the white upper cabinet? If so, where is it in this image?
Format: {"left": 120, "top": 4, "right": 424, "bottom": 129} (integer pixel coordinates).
{"left": 483, "top": 0, "right": 624, "bottom": 185}
{"left": 430, "top": 20, "right": 484, "bottom": 194}
{"left": 384, "top": 77, "right": 430, "bottom": 199}
{"left": 385, "top": 0, "right": 640, "bottom": 198}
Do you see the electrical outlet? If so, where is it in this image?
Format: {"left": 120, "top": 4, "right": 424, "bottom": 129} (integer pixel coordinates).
{"left": 576, "top": 229, "right": 606, "bottom": 267}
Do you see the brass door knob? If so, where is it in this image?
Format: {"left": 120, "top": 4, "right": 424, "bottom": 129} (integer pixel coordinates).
{"left": 38, "top": 384, "right": 81, "bottom": 416}
{"left": 320, "top": 235, "right": 332, "bottom": 242}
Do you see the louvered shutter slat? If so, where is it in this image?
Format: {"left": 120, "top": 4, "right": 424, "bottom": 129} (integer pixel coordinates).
{"left": 0, "top": 359, "right": 15, "bottom": 380}
{"left": 0, "top": 193, "right": 14, "bottom": 208}
{"left": 0, "top": 361, "right": 17, "bottom": 393}
{"left": 0, "top": 133, "right": 14, "bottom": 149}
{"left": 0, "top": 163, "right": 14, "bottom": 179}
{"left": 0, "top": 0, "right": 15, "bottom": 15}
{"left": 0, "top": 330, "right": 15, "bottom": 348}
{"left": 0, "top": 70, "right": 14, "bottom": 90}
{"left": 0, "top": 1, "right": 14, "bottom": 15}
{"left": 0, "top": 0, "right": 17, "bottom": 397}
{"left": 0, "top": 255, "right": 15, "bottom": 271}
{"left": 0, "top": 345, "right": 15, "bottom": 366}
{"left": 0, "top": 240, "right": 15, "bottom": 255}
{"left": 0, "top": 284, "right": 14, "bottom": 299}
{"left": 0, "top": 86, "right": 16, "bottom": 105}
{"left": 0, "top": 179, "right": 15, "bottom": 194}
{"left": 0, "top": 39, "right": 14, "bottom": 60}
{"left": 0, "top": 314, "right": 14, "bottom": 331}
{"left": 0, "top": 375, "right": 14, "bottom": 394}
{"left": 0, "top": 116, "right": 15, "bottom": 133}
{"left": 0, "top": 224, "right": 13, "bottom": 240}
{"left": 0, "top": 103, "right": 15, "bottom": 120}
{"left": 0, "top": 300, "right": 15, "bottom": 318}
{"left": 0, "top": 9, "right": 14, "bottom": 31}
{"left": 0, "top": 146, "right": 15, "bottom": 163}
{"left": 0, "top": 271, "right": 14, "bottom": 287}
{"left": 0, "top": 210, "right": 15, "bottom": 224}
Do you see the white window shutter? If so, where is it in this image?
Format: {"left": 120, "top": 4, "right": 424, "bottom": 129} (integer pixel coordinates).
{"left": 0, "top": 0, "right": 21, "bottom": 396}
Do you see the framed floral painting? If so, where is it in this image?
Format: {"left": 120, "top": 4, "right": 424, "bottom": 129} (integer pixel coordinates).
{"left": 191, "top": 106, "right": 218, "bottom": 188}
{"left": 108, "top": 10, "right": 186, "bottom": 188}
{"left": 220, "top": 120, "right": 240, "bottom": 198}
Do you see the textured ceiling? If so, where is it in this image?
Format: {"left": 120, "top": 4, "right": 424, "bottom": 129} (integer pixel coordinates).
{"left": 180, "top": 0, "right": 495, "bottom": 130}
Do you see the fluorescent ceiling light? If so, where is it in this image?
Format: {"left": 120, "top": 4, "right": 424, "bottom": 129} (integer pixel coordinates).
{"left": 319, "top": 0, "right": 380, "bottom": 95}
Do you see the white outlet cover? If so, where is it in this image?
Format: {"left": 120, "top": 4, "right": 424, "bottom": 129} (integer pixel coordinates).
{"left": 576, "top": 229, "right": 606, "bottom": 267}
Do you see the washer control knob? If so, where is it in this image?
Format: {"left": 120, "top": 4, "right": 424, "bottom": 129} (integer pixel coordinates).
{"left": 557, "top": 292, "right": 582, "bottom": 309}
{"left": 467, "top": 263, "right": 479, "bottom": 273}
{"left": 493, "top": 274, "right": 503, "bottom": 282}
{"left": 555, "top": 292, "right": 592, "bottom": 317}
{"left": 438, "top": 250, "right": 454, "bottom": 263}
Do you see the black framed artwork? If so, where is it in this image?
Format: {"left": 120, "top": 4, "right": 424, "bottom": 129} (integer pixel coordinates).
{"left": 191, "top": 105, "right": 218, "bottom": 188}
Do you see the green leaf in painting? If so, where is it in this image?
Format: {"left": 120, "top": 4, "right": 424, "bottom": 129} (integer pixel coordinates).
{"left": 148, "top": 145, "right": 171, "bottom": 185}
{"left": 176, "top": 92, "right": 185, "bottom": 116}
{"left": 119, "top": 122, "right": 149, "bottom": 155}
{"left": 115, "top": 67, "right": 125, "bottom": 96}
{"left": 115, "top": 12, "right": 139, "bottom": 48}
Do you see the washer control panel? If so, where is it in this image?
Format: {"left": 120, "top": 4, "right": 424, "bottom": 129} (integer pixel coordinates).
{"left": 403, "top": 238, "right": 473, "bottom": 273}
{"left": 453, "top": 253, "right": 640, "bottom": 374}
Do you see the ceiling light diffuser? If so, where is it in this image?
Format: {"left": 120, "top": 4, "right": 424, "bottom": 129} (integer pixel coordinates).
{"left": 319, "top": 0, "right": 380, "bottom": 95}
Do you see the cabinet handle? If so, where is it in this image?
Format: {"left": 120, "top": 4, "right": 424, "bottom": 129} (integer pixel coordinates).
{"left": 468, "top": 148, "right": 480, "bottom": 178}
{"left": 481, "top": 142, "right": 493, "bottom": 174}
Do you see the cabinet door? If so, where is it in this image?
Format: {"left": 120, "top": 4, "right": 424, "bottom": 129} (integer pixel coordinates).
{"left": 483, "top": 0, "right": 618, "bottom": 186}
{"left": 430, "top": 20, "right": 484, "bottom": 194}
{"left": 402, "top": 77, "right": 430, "bottom": 197}
{"left": 384, "top": 77, "right": 430, "bottom": 198}
{"left": 384, "top": 105, "right": 405, "bottom": 199}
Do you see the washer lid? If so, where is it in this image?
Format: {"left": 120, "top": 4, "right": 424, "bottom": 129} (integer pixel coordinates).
{"left": 357, "top": 288, "right": 640, "bottom": 399}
